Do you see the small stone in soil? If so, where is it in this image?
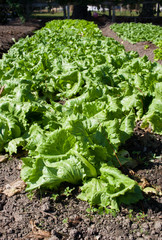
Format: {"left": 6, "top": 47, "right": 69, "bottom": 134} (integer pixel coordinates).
{"left": 154, "top": 221, "right": 161, "bottom": 232}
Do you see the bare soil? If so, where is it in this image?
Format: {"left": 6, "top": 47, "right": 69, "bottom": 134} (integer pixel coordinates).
{"left": 0, "top": 19, "right": 162, "bottom": 240}
{"left": 0, "top": 19, "right": 45, "bottom": 58}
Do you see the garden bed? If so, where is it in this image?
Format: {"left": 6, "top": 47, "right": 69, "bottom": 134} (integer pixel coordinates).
{"left": 0, "top": 19, "right": 161, "bottom": 240}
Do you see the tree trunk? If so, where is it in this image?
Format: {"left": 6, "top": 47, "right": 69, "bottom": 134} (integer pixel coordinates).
{"left": 66, "top": 4, "right": 70, "bottom": 19}
{"left": 72, "top": 4, "right": 91, "bottom": 20}
{"left": 140, "top": 1, "right": 154, "bottom": 17}
{"left": 112, "top": 6, "right": 115, "bottom": 22}
{"left": 25, "top": 1, "right": 30, "bottom": 21}
{"left": 63, "top": 5, "right": 66, "bottom": 19}
{"left": 109, "top": 4, "right": 111, "bottom": 18}
{"left": 157, "top": 3, "right": 160, "bottom": 17}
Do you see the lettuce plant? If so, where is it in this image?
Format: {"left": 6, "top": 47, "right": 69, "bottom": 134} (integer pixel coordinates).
{"left": 0, "top": 20, "right": 162, "bottom": 211}
{"left": 110, "top": 22, "right": 162, "bottom": 60}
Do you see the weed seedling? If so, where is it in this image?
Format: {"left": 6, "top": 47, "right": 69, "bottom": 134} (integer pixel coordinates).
{"left": 62, "top": 186, "right": 75, "bottom": 197}
{"left": 62, "top": 218, "right": 68, "bottom": 224}
{"left": 27, "top": 191, "right": 35, "bottom": 200}
{"left": 51, "top": 193, "right": 59, "bottom": 201}
{"left": 136, "top": 212, "right": 147, "bottom": 221}
{"left": 144, "top": 45, "right": 149, "bottom": 50}
{"left": 128, "top": 209, "right": 133, "bottom": 220}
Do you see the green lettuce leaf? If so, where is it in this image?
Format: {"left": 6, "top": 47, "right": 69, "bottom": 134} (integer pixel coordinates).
{"left": 78, "top": 165, "right": 143, "bottom": 210}
{"left": 141, "top": 83, "right": 162, "bottom": 134}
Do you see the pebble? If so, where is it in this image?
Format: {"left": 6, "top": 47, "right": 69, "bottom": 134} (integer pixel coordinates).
{"left": 116, "top": 236, "right": 123, "bottom": 240}
{"left": 87, "top": 225, "right": 97, "bottom": 235}
{"left": 157, "top": 212, "right": 161, "bottom": 217}
{"left": 136, "top": 232, "right": 142, "bottom": 237}
{"left": 132, "top": 223, "right": 138, "bottom": 229}
{"left": 151, "top": 230, "right": 155, "bottom": 235}
{"left": 49, "top": 237, "right": 59, "bottom": 240}
{"left": 154, "top": 221, "right": 161, "bottom": 232}
{"left": 123, "top": 218, "right": 130, "bottom": 227}
{"left": 143, "top": 236, "right": 152, "bottom": 240}
{"left": 17, "top": 233, "right": 22, "bottom": 238}
{"left": 94, "top": 236, "right": 100, "bottom": 240}
{"left": 51, "top": 229, "right": 60, "bottom": 237}
{"left": 41, "top": 202, "right": 50, "bottom": 212}
{"left": 69, "top": 229, "right": 78, "bottom": 238}
{"left": 141, "top": 222, "right": 149, "bottom": 233}
{"left": 128, "top": 235, "right": 134, "bottom": 240}
{"left": 7, "top": 228, "right": 14, "bottom": 234}
{"left": 141, "top": 222, "right": 149, "bottom": 229}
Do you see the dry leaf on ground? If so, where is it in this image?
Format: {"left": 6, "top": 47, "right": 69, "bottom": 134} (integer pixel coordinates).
{"left": 24, "top": 220, "right": 51, "bottom": 239}
{"left": 138, "top": 178, "right": 150, "bottom": 189}
{"left": 0, "top": 155, "right": 8, "bottom": 163}
{"left": 2, "top": 179, "right": 26, "bottom": 197}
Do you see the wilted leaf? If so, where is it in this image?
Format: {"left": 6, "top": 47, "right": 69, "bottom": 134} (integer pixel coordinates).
{"left": 25, "top": 220, "right": 51, "bottom": 239}
{"left": 3, "top": 179, "right": 26, "bottom": 197}
{"left": 155, "top": 186, "right": 162, "bottom": 196}
{"left": 0, "top": 86, "right": 5, "bottom": 96}
{"left": 139, "top": 178, "right": 150, "bottom": 189}
{"left": 0, "top": 155, "right": 8, "bottom": 163}
{"left": 143, "top": 187, "right": 157, "bottom": 195}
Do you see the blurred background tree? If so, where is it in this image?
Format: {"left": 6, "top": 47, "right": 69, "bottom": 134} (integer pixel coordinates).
{"left": 0, "top": 0, "right": 161, "bottom": 22}
{"left": 6, "top": 0, "right": 34, "bottom": 21}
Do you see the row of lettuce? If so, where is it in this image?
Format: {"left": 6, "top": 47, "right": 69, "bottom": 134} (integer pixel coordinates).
{"left": 0, "top": 20, "right": 162, "bottom": 210}
{"left": 110, "top": 22, "right": 162, "bottom": 61}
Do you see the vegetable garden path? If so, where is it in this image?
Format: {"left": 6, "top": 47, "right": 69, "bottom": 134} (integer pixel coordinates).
{"left": 0, "top": 18, "right": 162, "bottom": 240}
{"left": 101, "top": 23, "right": 162, "bottom": 65}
